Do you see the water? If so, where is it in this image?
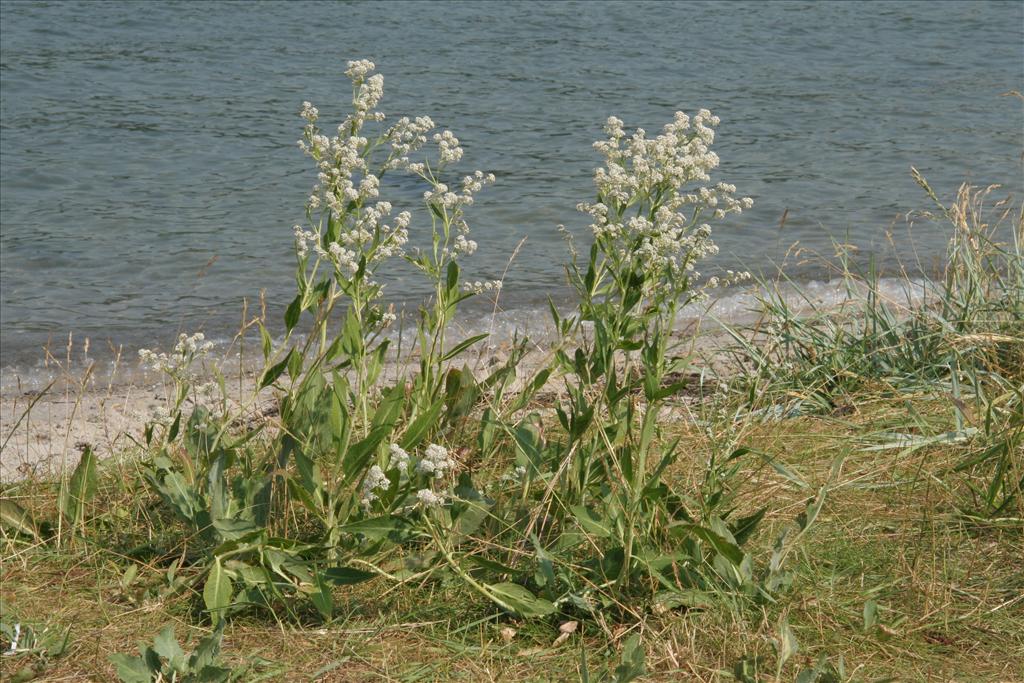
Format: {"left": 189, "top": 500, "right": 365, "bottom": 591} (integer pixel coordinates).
{"left": 2, "top": 0, "right": 1021, "bottom": 378}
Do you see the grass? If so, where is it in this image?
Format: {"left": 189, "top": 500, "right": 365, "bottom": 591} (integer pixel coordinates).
{"left": 3, "top": 381, "right": 1022, "bottom": 681}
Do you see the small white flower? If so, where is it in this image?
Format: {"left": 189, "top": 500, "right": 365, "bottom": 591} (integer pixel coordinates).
{"left": 463, "top": 280, "right": 503, "bottom": 294}
{"left": 388, "top": 444, "right": 410, "bottom": 472}
{"left": 416, "top": 488, "right": 444, "bottom": 508}
{"left": 345, "top": 59, "right": 376, "bottom": 80}
{"left": 417, "top": 443, "right": 455, "bottom": 479}
{"left": 433, "top": 130, "right": 463, "bottom": 164}
{"left": 300, "top": 101, "right": 319, "bottom": 123}
{"left": 361, "top": 465, "right": 389, "bottom": 508}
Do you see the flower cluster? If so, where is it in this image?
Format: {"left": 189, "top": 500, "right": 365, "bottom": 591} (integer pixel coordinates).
{"left": 579, "top": 110, "right": 752, "bottom": 283}
{"left": 422, "top": 170, "right": 495, "bottom": 214}
{"left": 463, "top": 280, "right": 503, "bottom": 294}
{"left": 388, "top": 444, "right": 411, "bottom": 472}
{"left": 385, "top": 116, "right": 436, "bottom": 170}
{"left": 418, "top": 170, "right": 495, "bottom": 267}
{"left": 361, "top": 464, "right": 389, "bottom": 509}
{"left": 416, "top": 488, "right": 445, "bottom": 508}
{"left": 295, "top": 60, "right": 413, "bottom": 286}
{"left": 138, "top": 332, "right": 214, "bottom": 375}
{"left": 295, "top": 59, "right": 495, "bottom": 294}
{"left": 433, "top": 130, "right": 463, "bottom": 165}
{"left": 704, "top": 269, "right": 752, "bottom": 289}
{"left": 416, "top": 443, "right": 455, "bottom": 478}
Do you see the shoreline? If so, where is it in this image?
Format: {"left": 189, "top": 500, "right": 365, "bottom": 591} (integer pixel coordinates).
{"left": 0, "top": 324, "right": 743, "bottom": 482}
{"left": 0, "top": 274, "right": 935, "bottom": 481}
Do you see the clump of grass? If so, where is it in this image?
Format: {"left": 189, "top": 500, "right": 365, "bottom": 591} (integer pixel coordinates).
{"left": 721, "top": 175, "right": 1023, "bottom": 521}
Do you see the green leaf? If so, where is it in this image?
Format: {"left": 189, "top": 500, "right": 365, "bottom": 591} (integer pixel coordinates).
{"left": 570, "top": 505, "right": 611, "bottom": 538}
{"left": 211, "top": 517, "right": 258, "bottom": 540}
{"left": 466, "top": 555, "right": 522, "bottom": 576}
{"left": 191, "top": 622, "right": 224, "bottom": 670}
{"left": 441, "top": 333, "right": 489, "bottom": 362}
{"left": 0, "top": 498, "right": 38, "bottom": 538}
{"left": 284, "top": 294, "right": 302, "bottom": 331}
{"left": 321, "top": 567, "right": 376, "bottom": 585}
{"left": 613, "top": 634, "right": 646, "bottom": 683}
{"left": 674, "top": 523, "right": 746, "bottom": 567}
{"left": 287, "top": 347, "right": 304, "bottom": 379}
{"left": 204, "top": 558, "right": 233, "bottom": 626}
{"left": 259, "top": 349, "right": 293, "bottom": 389}
{"left": 485, "top": 582, "right": 556, "bottom": 617}
{"left": 152, "top": 625, "right": 185, "bottom": 671}
{"left": 341, "top": 424, "right": 392, "bottom": 481}
{"left": 797, "top": 488, "right": 827, "bottom": 532}
{"left": 863, "top": 599, "right": 878, "bottom": 632}
{"left": 259, "top": 324, "right": 273, "bottom": 360}
{"left": 452, "top": 497, "right": 492, "bottom": 542}
{"left": 400, "top": 400, "right": 444, "bottom": 450}
{"left": 652, "top": 589, "right": 714, "bottom": 611}
{"left": 310, "top": 571, "right": 334, "bottom": 622}
{"left": 59, "top": 445, "right": 98, "bottom": 526}
{"left": 730, "top": 507, "right": 767, "bottom": 546}
{"left": 776, "top": 618, "right": 799, "bottom": 671}
{"left": 445, "top": 260, "right": 460, "bottom": 297}
{"left": 338, "top": 516, "right": 412, "bottom": 541}
{"left": 109, "top": 653, "right": 154, "bottom": 683}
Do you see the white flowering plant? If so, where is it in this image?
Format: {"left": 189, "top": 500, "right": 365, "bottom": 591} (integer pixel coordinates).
{"left": 512, "top": 111, "right": 764, "bottom": 606}
{"left": 133, "top": 62, "right": 781, "bottom": 625}
{"left": 213, "top": 60, "right": 515, "bottom": 612}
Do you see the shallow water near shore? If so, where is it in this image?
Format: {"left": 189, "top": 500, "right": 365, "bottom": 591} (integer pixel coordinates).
{"left": 1, "top": 0, "right": 1021, "bottom": 374}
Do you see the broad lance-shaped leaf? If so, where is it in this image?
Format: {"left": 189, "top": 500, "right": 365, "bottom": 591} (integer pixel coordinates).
{"left": 152, "top": 625, "right": 186, "bottom": 671}
{"left": 485, "top": 582, "right": 556, "bottom": 617}
{"left": 442, "top": 333, "right": 489, "bottom": 362}
{"left": 613, "top": 634, "right": 646, "bottom": 683}
{"left": 59, "top": 446, "right": 98, "bottom": 526}
{"left": 321, "top": 566, "right": 376, "bottom": 585}
{"left": 204, "top": 558, "right": 233, "bottom": 626}
{"left": 337, "top": 515, "right": 412, "bottom": 541}
{"left": 109, "top": 652, "right": 154, "bottom": 683}
{"left": 310, "top": 571, "right": 333, "bottom": 622}
{"left": 0, "top": 498, "right": 38, "bottom": 538}
{"left": 570, "top": 505, "right": 611, "bottom": 538}
{"left": 672, "top": 523, "right": 746, "bottom": 567}
{"left": 190, "top": 622, "right": 225, "bottom": 671}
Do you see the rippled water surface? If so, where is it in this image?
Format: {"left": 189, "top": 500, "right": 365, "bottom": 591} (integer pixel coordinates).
{"left": 2, "top": 0, "right": 1021, "bottom": 370}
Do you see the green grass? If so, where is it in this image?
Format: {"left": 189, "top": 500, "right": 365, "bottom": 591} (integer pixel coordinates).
{"left": 3, "top": 382, "right": 1022, "bottom": 681}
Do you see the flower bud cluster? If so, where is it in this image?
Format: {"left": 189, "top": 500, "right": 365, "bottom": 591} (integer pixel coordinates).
{"left": 422, "top": 169, "right": 494, "bottom": 213}
{"left": 357, "top": 443, "right": 456, "bottom": 512}
{"left": 463, "top": 280, "right": 503, "bottom": 294}
{"left": 296, "top": 60, "right": 495, "bottom": 294}
{"left": 416, "top": 488, "right": 445, "bottom": 508}
{"left": 384, "top": 116, "right": 436, "bottom": 170}
{"left": 388, "top": 444, "right": 411, "bottom": 472}
{"left": 296, "top": 61, "right": 423, "bottom": 285}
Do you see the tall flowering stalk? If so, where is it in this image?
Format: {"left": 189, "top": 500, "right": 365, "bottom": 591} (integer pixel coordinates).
{"left": 283, "top": 59, "right": 496, "bottom": 426}
{"left": 262, "top": 59, "right": 499, "bottom": 561}
{"left": 546, "top": 110, "right": 754, "bottom": 595}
